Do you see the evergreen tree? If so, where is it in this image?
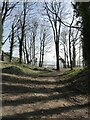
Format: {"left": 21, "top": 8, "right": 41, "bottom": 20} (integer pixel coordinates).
{"left": 75, "top": 2, "right": 90, "bottom": 68}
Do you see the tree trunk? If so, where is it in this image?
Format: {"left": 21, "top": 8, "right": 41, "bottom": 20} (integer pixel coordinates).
{"left": 26, "top": 50, "right": 29, "bottom": 64}
{"left": 32, "top": 34, "right": 35, "bottom": 66}
{"left": 19, "top": 40, "right": 23, "bottom": 63}
{"left": 41, "top": 33, "right": 45, "bottom": 67}
{"left": 41, "top": 52, "right": 44, "bottom": 67}
{"left": 24, "top": 36, "right": 29, "bottom": 64}
{"left": 69, "top": 27, "right": 73, "bottom": 70}
{"left": 29, "top": 40, "right": 32, "bottom": 64}
{"left": 19, "top": 30, "right": 24, "bottom": 63}
{"left": 66, "top": 49, "right": 69, "bottom": 68}
{"left": 1, "top": 51, "right": 4, "bottom": 61}
{"left": 64, "top": 46, "right": 66, "bottom": 68}
{"left": 10, "top": 24, "right": 14, "bottom": 62}
{"left": 72, "top": 41, "right": 76, "bottom": 67}
{"left": 0, "top": 12, "right": 2, "bottom": 60}
{"left": 23, "top": 48, "right": 26, "bottom": 64}
{"left": 55, "top": 40, "right": 59, "bottom": 70}
{"left": 39, "top": 40, "right": 42, "bottom": 67}
{"left": 0, "top": 11, "right": 3, "bottom": 61}
{"left": 78, "top": 45, "right": 81, "bottom": 67}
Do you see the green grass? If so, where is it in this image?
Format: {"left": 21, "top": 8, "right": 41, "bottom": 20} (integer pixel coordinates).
{"left": 67, "top": 68, "right": 83, "bottom": 77}
{"left": 1, "top": 62, "right": 55, "bottom": 77}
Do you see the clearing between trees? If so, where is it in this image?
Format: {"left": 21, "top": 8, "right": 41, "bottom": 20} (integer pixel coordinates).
{"left": 1, "top": 62, "right": 89, "bottom": 119}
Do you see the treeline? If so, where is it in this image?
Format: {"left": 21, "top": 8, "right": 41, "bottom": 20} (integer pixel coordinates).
{"left": 75, "top": 2, "right": 90, "bottom": 69}
{"left": 0, "top": 1, "right": 90, "bottom": 70}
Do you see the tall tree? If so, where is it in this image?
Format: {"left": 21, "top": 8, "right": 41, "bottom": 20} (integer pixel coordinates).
{"left": 31, "top": 19, "right": 38, "bottom": 66}
{"left": 19, "top": 2, "right": 27, "bottom": 63}
{"left": 39, "top": 29, "right": 46, "bottom": 67}
{"left": 71, "top": 28, "right": 80, "bottom": 67}
{"left": 68, "top": 13, "right": 75, "bottom": 70}
{"left": 44, "top": 1, "right": 63, "bottom": 70}
{"left": 60, "top": 30, "right": 69, "bottom": 68}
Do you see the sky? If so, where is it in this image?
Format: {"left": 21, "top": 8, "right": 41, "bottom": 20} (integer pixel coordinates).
{"left": 2, "top": 0, "right": 75, "bottom": 64}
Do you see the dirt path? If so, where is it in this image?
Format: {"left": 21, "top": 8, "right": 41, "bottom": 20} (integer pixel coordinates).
{"left": 2, "top": 72, "right": 88, "bottom": 119}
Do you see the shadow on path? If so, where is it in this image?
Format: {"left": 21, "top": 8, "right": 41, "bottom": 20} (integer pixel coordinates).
{"left": 2, "top": 103, "right": 88, "bottom": 119}
{"left": 2, "top": 72, "right": 89, "bottom": 119}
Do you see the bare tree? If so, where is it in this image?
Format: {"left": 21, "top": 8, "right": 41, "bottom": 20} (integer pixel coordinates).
{"left": 44, "top": 1, "right": 81, "bottom": 70}
{"left": 44, "top": 1, "right": 64, "bottom": 70}
{"left": 39, "top": 34, "right": 44, "bottom": 67}
{"left": 22, "top": 18, "right": 38, "bottom": 65}
{"left": 60, "top": 30, "right": 69, "bottom": 68}
{"left": 18, "top": 2, "right": 27, "bottom": 63}
{"left": 68, "top": 12, "right": 75, "bottom": 70}
{"left": 23, "top": 35, "right": 29, "bottom": 64}
{"left": 39, "top": 29, "right": 46, "bottom": 67}
{"left": 30, "top": 18, "right": 38, "bottom": 65}
{"left": 13, "top": 2, "right": 36, "bottom": 64}
{"left": 1, "top": 1, "right": 18, "bottom": 25}
{"left": 0, "top": 1, "right": 18, "bottom": 60}
{"left": 70, "top": 28, "right": 81, "bottom": 67}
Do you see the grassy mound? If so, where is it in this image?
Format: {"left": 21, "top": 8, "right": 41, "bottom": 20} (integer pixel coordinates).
{"left": 2, "top": 66, "right": 24, "bottom": 75}
{"left": 2, "top": 63, "right": 55, "bottom": 77}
